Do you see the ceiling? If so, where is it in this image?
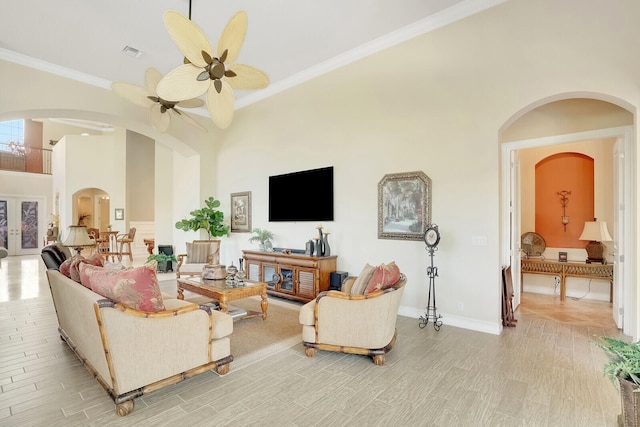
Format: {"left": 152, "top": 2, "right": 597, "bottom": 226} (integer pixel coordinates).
{"left": 1, "top": 0, "right": 504, "bottom": 119}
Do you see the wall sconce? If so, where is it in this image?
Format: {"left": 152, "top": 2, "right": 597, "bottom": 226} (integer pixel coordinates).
{"left": 557, "top": 190, "right": 571, "bottom": 232}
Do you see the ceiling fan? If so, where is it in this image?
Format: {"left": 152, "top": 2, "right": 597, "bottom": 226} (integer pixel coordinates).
{"left": 112, "top": 68, "right": 207, "bottom": 133}
{"left": 156, "top": 9, "right": 269, "bottom": 129}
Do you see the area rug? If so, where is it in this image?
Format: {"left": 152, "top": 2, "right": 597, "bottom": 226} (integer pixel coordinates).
{"left": 158, "top": 280, "right": 303, "bottom": 371}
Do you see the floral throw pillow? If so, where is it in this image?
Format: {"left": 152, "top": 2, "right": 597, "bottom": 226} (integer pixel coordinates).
{"left": 70, "top": 253, "right": 104, "bottom": 285}
{"left": 365, "top": 262, "right": 401, "bottom": 294}
{"left": 81, "top": 262, "right": 165, "bottom": 312}
{"left": 59, "top": 256, "right": 76, "bottom": 278}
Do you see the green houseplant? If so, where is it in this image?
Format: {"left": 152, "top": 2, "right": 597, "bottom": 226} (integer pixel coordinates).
{"left": 248, "top": 228, "right": 274, "bottom": 251}
{"left": 594, "top": 336, "right": 640, "bottom": 425}
{"left": 175, "top": 196, "right": 229, "bottom": 239}
{"left": 147, "top": 252, "right": 177, "bottom": 273}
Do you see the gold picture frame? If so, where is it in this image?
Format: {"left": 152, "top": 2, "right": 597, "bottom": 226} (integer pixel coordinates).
{"left": 114, "top": 208, "right": 124, "bottom": 220}
{"left": 378, "top": 171, "right": 432, "bottom": 240}
{"left": 230, "top": 192, "right": 252, "bottom": 233}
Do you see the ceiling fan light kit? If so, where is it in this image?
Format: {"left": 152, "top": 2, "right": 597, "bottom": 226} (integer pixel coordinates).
{"left": 111, "top": 6, "right": 268, "bottom": 131}
{"left": 111, "top": 67, "right": 206, "bottom": 133}
{"left": 157, "top": 10, "right": 269, "bottom": 129}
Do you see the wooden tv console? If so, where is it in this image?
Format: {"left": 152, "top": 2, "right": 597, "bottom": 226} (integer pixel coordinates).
{"left": 243, "top": 250, "right": 337, "bottom": 303}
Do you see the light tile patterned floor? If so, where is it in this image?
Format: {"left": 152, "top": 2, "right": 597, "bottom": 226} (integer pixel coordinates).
{"left": 0, "top": 255, "right": 626, "bottom": 426}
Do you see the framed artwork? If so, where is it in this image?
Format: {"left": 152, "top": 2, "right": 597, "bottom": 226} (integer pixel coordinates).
{"left": 114, "top": 208, "right": 124, "bottom": 220}
{"left": 231, "top": 191, "right": 252, "bottom": 233}
{"left": 378, "top": 171, "right": 432, "bottom": 241}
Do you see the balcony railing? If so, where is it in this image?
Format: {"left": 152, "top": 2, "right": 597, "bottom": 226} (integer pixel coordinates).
{"left": 0, "top": 143, "right": 52, "bottom": 175}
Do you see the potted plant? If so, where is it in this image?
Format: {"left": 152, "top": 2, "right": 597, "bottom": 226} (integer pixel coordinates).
{"left": 594, "top": 336, "right": 640, "bottom": 425}
{"left": 249, "top": 228, "right": 274, "bottom": 251}
{"left": 147, "top": 252, "right": 177, "bottom": 273}
{"left": 175, "top": 196, "right": 229, "bottom": 239}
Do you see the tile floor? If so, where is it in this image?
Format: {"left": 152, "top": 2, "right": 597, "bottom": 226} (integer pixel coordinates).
{"left": 0, "top": 254, "right": 627, "bottom": 426}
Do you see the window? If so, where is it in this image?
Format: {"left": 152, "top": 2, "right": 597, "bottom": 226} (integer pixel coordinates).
{"left": 0, "top": 119, "right": 25, "bottom": 154}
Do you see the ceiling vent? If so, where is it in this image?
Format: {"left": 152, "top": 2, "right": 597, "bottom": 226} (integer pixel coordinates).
{"left": 122, "top": 46, "right": 142, "bottom": 58}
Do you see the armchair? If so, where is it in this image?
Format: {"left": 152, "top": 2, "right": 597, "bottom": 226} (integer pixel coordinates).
{"left": 299, "top": 274, "right": 406, "bottom": 365}
{"left": 176, "top": 240, "right": 221, "bottom": 278}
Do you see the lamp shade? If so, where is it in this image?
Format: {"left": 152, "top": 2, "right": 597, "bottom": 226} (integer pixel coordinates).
{"left": 578, "top": 221, "right": 612, "bottom": 242}
{"left": 63, "top": 225, "right": 95, "bottom": 248}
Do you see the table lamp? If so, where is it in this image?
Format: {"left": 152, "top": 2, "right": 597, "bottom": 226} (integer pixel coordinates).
{"left": 63, "top": 225, "right": 95, "bottom": 257}
{"left": 578, "top": 220, "right": 612, "bottom": 264}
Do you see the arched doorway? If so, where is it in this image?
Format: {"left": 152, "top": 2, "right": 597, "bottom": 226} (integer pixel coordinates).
{"left": 71, "top": 188, "right": 110, "bottom": 231}
{"left": 500, "top": 96, "right": 637, "bottom": 339}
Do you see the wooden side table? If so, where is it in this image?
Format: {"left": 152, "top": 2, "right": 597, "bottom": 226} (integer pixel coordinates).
{"left": 521, "top": 259, "right": 613, "bottom": 302}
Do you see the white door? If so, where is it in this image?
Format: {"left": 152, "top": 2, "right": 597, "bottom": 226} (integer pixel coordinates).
{"left": 613, "top": 138, "right": 625, "bottom": 329}
{"left": 0, "top": 196, "right": 46, "bottom": 255}
{"left": 510, "top": 150, "right": 522, "bottom": 308}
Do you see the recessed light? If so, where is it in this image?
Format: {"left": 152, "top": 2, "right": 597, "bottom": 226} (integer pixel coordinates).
{"left": 122, "top": 46, "right": 142, "bottom": 58}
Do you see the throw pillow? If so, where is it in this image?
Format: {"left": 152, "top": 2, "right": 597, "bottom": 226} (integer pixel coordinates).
{"left": 350, "top": 264, "right": 376, "bottom": 295}
{"left": 365, "top": 261, "right": 401, "bottom": 293}
{"left": 341, "top": 277, "right": 356, "bottom": 294}
{"left": 186, "top": 242, "right": 211, "bottom": 264}
{"left": 70, "top": 253, "right": 104, "bottom": 285}
{"left": 59, "top": 256, "right": 77, "bottom": 278}
{"left": 82, "top": 262, "right": 165, "bottom": 312}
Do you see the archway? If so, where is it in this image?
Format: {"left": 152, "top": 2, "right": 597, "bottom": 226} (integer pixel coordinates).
{"left": 500, "top": 95, "right": 636, "bottom": 338}
{"left": 71, "top": 188, "right": 109, "bottom": 230}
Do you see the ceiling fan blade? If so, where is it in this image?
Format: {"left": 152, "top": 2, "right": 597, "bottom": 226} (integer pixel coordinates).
{"left": 175, "top": 109, "right": 208, "bottom": 133}
{"left": 150, "top": 104, "right": 171, "bottom": 132}
{"left": 111, "top": 82, "right": 152, "bottom": 108}
{"left": 206, "top": 80, "right": 234, "bottom": 129}
{"left": 164, "top": 10, "right": 212, "bottom": 68}
{"left": 177, "top": 98, "right": 205, "bottom": 108}
{"left": 217, "top": 11, "right": 247, "bottom": 65}
{"left": 157, "top": 64, "right": 209, "bottom": 101}
{"left": 145, "top": 68, "right": 164, "bottom": 94}
{"left": 226, "top": 64, "right": 269, "bottom": 90}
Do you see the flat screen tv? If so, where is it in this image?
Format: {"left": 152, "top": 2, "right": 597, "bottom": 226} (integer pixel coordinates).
{"left": 269, "top": 166, "right": 334, "bottom": 222}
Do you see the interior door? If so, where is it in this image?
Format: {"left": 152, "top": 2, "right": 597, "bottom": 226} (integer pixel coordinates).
{"left": 510, "top": 150, "right": 522, "bottom": 308}
{"left": 0, "top": 196, "right": 45, "bottom": 255}
{"left": 613, "top": 138, "right": 625, "bottom": 328}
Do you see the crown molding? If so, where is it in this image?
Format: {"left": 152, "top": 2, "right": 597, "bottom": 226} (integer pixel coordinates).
{"left": 0, "top": 48, "right": 112, "bottom": 90}
{"left": 0, "top": 0, "right": 507, "bottom": 112}
{"left": 236, "top": 0, "right": 508, "bottom": 108}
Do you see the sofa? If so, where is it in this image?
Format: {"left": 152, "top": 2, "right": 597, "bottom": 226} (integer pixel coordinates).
{"left": 43, "top": 246, "right": 234, "bottom": 416}
{"left": 299, "top": 263, "right": 406, "bottom": 365}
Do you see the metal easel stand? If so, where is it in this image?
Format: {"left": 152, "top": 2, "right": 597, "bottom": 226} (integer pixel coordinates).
{"left": 419, "top": 246, "right": 442, "bottom": 331}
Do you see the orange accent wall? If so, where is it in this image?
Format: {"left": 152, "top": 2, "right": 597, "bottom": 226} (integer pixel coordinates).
{"left": 535, "top": 153, "right": 594, "bottom": 248}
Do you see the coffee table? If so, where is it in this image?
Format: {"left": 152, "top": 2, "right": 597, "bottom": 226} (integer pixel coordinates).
{"left": 176, "top": 276, "right": 268, "bottom": 320}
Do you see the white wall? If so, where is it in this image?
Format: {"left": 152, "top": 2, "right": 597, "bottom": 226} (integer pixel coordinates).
{"left": 1, "top": 0, "right": 640, "bottom": 335}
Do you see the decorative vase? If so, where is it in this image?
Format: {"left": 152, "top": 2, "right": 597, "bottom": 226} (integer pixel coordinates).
{"left": 322, "top": 233, "right": 331, "bottom": 256}
{"left": 305, "top": 239, "right": 315, "bottom": 256}
{"left": 314, "top": 237, "right": 323, "bottom": 257}
{"left": 238, "top": 258, "right": 244, "bottom": 272}
{"left": 227, "top": 263, "right": 238, "bottom": 277}
{"left": 202, "top": 264, "right": 215, "bottom": 279}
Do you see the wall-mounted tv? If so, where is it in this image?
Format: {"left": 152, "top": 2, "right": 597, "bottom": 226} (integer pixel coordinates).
{"left": 269, "top": 166, "right": 334, "bottom": 222}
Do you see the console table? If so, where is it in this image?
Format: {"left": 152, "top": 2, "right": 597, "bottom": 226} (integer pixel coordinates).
{"left": 243, "top": 250, "right": 337, "bottom": 303}
{"left": 520, "top": 259, "right": 613, "bottom": 302}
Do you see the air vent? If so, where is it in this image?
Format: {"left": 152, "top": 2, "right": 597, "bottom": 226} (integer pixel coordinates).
{"left": 122, "top": 46, "right": 142, "bottom": 58}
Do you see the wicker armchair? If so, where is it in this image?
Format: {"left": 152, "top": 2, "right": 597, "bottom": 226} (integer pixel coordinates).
{"left": 299, "top": 274, "right": 406, "bottom": 365}
{"left": 176, "top": 240, "right": 221, "bottom": 278}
